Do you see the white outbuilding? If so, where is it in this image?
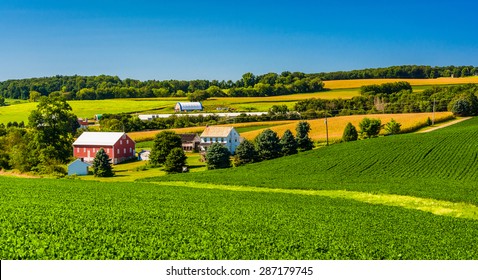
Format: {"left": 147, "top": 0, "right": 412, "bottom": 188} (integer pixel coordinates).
{"left": 67, "top": 159, "right": 91, "bottom": 176}
{"left": 174, "top": 102, "right": 203, "bottom": 112}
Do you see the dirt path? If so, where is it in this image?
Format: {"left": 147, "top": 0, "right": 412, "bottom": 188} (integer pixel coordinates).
{"left": 417, "top": 117, "right": 472, "bottom": 133}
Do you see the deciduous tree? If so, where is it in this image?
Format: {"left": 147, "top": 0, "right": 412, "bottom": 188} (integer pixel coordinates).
{"left": 359, "top": 118, "right": 382, "bottom": 138}
{"left": 280, "top": 129, "right": 298, "bottom": 156}
{"left": 233, "top": 139, "right": 259, "bottom": 166}
{"left": 150, "top": 131, "right": 182, "bottom": 166}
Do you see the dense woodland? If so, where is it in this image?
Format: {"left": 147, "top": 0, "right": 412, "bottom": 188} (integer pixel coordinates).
{"left": 0, "top": 65, "right": 476, "bottom": 101}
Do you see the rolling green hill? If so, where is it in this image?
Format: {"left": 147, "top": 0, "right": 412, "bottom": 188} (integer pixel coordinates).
{"left": 150, "top": 117, "right": 478, "bottom": 204}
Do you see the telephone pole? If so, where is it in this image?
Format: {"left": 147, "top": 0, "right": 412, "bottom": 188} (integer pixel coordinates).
{"left": 325, "top": 110, "right": 329, "bottom": 146}
{"left": 432, "top": 97, "right": 436, "bottom": 125}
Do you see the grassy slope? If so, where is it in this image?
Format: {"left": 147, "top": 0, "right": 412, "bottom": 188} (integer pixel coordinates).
{"left": 150, "top": 117, "right": 478, "bottom": 205}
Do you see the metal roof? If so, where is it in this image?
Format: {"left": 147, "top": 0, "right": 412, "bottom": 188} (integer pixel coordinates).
{"left": 200, "top": 126, "right": 235, "bottom": 137}
{"left": 176, "top": 102, "right": 203, "bottom": 111}
{"left": 73, "top": 132, "right": 126, "bottom": 146}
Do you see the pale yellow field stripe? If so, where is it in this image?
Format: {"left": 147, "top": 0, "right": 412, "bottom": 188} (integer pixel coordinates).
{"left": 152, "top": 181, "right": 478, "bottom": 220}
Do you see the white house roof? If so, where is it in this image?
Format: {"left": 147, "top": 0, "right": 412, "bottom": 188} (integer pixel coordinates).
{"left": 200, "top": 126, "right": 235, "bottom": 138}
{"left": 176, "top": 102, "right": 203, "bottom": 111}
{"left": 73, "top": 132, "right": 126, "bottom": 146}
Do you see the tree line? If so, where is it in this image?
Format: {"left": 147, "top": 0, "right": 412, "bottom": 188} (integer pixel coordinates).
{"left": 294, "top": 83, "right": 478, "bottom": 117}
{"left": 2, "top": 65, "right": 476, "bottom": 101}
{"left": 0, "top": 72, "right": 324, "bottom": 101}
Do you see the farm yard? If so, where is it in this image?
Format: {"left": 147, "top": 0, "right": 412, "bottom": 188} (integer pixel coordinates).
{"left": 2, "top": 117, "right": 478, "bottom": 259}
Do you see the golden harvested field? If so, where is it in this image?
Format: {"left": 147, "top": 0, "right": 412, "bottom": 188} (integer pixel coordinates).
{"left": 128, "top": 121, "right": 294, "bottom": 142}
{"left": 324, "top": 77, "right": 478, "bottom": 89}
{"left": 240, "top": 112, "right": 454, "bottom": 142}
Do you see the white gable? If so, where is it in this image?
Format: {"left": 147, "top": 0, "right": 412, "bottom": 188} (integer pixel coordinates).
{"left": 73, "top": 132, "right": 125, "bottom": 146}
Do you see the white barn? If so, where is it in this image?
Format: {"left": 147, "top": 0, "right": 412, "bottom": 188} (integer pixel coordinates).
{"left": 67, "top": 159, "right": 91, "bottom": 176}
{"left": 199, "top": 126, "right": 241, "bottom": 154}
{"left": 174, "top": 102, "right": 203, "bottom": 112}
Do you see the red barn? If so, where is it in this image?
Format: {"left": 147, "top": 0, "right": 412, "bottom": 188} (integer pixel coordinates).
{"left": 73, "top": 132, "right": 136, "bottom": 164}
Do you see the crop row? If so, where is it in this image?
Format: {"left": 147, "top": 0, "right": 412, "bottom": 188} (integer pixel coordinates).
{"left": 153, "top": 117, "right": 478, "bottom": 204}
{"left": 1, "top": 177, "right": 478, "bottom": 260}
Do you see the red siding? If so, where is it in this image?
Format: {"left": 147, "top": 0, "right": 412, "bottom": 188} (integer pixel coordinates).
{"left": 73, "top": 134, "right": 136, "bottom": 164}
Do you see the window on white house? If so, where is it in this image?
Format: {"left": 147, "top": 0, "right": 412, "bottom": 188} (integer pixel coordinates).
{"left": 235, "top": 138, "right": 237, "bottom": 142}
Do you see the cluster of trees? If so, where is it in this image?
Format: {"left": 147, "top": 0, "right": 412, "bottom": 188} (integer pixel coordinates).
{"left": 98, "top": 109, "right": 303, "bottom": 133}
{"left": 0, "top": 71, "right": 324, "bottom": 101}
{"left": 149, "top": 131, "right": 187, "bottom": 173}
{"left": 315, "top": 65, "right": 477, "bottom": 80}
{"left": 342, "top": 118, "right": 401, "bottom": 142}
{"left": 205, "top": 122, "right": 314, "bottom": 170}
{"left": 295, "top": 83, "right": 478, "bottom": 117}
{"left": 0, "top": 96, "right": 79, "bottom": 175}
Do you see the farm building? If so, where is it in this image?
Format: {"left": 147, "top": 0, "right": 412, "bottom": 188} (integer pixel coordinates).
{"left": 77, "top": 118, "right": 89, "bottom": 129}
{"left": 174, "top": 102, "right": 203, "bottom": 112}
{"left": 73, "top": 132, "right": 136, "bottom": 164}
{"left": 199, "top": 126, "right": 242, "bottom": 154}
{"left": 67, "top": 159, "right": 91, "bottom": 176}
{"left": 180, "top": 133, "right": 200, "bottom": 152}
{"left": 138, "top": 150, "right": 151, "bottom": 161}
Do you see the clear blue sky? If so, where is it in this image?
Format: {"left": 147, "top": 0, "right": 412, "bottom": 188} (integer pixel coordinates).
{"left": 1, "top": 0, "right": 477, "bottom": 81}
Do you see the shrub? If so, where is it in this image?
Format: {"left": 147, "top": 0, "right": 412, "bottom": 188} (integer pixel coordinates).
{"left": 342, "top": 122, "right": 358, "bottom": 142}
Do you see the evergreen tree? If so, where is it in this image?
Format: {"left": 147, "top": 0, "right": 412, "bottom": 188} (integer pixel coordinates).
{"left": 234, "top": 139, "right": 259, "bottom": 166}
{"left": 342, "top": 122, "right": 358, "bottom": 142}
{"left": 206, "top": 143, "right": 231, "bottom": 170}
{"left": 150, "top": 131, "right": 182, "bottom": 166}
{"left": 384, "top": 119, "right": 401, "bottom": 135}
{"left": 280, "top": 129, "right": 298, "bottom": 156}
{"left": 164, "top": 147, "right": 187, "bottom": 174}
{"left": 255, "top": 129, "right": 282, "bottom": 160}
{"left": 359, "top": 118, "right": 382, "bottom": 138}
{"left": 93, "top": 148, "right": 114, "bottom": 177}
{"left": 295, "top": 121, "right": 314, "bottom": 151}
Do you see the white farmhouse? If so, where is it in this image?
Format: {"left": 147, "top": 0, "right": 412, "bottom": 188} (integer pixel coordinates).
{"left": 199, "top": 126, "right": 241, "bottom": 154}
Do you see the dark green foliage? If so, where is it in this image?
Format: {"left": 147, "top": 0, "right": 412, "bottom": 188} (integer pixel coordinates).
{"left": 359, "top": 118, "right": 382, "bottom": 138}
{"left": 295, "top": 122, "right": 314, "bottom": 151}
{"left": 342, "top": 122, "right": 358, "bottom": 142}
{"left": 360, "top": 81, "right": 412, "bottom": 95}
{"left": 384, "top": 119, "right": 401, "bottom": 135}
{"left": 0, "top": 96, "right": 5, "bottom": 106}
{"left": 233, "top": 139, "right": 259, "bottom": 166}
{"left": 164, "top": 148, "right": 187, "bottom": 174}
{"left": 280, "top": 129, "right": 298, "bottom": 156}
{"left": 149, "top": 131, "right": 182, "bottom": 166}
{"left": 448, "top": 92, "right": 478, "bottom": 116}
{"left": 93, "top": 148, "right": 114, "bottom": 177}
{"left": 206, "top": 143, "right": 231, "bottom": 170}
{"left": 255, "top": 129, "right": 282, "bottom": 160}
{"left": 28, "top": 96, "right": 79, "bottom": 166}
